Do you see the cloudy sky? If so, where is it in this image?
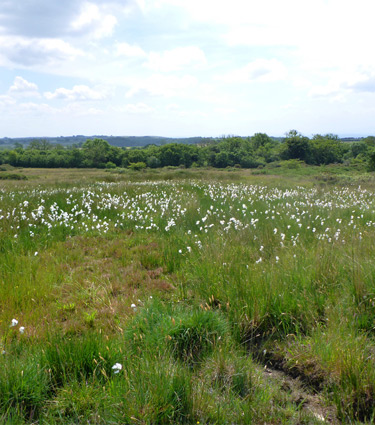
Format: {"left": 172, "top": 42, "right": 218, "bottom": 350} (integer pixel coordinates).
{"left": 0, "top": 0, "right": 374, "bottom": 138}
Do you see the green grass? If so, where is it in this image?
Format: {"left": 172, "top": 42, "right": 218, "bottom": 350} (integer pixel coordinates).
{"left": 1, "top": 167, "right": 375, "bottom": 423}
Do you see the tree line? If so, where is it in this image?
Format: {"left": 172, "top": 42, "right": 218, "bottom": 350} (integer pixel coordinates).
{"left": 1, "top": 131, "right": 375, "bottom": 170}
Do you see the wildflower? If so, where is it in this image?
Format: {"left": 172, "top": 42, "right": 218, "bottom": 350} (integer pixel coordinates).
{"left": 112, "top": 363, "right": 122, "bottom": 374}
{"left": 10, "top": 319, "right": 18, "bottom": 327}
{"left": 19, "top": 326, "right": 25, "bottom": 334}
{"left": 256, "top": 258, "right": 262, "bottom": 264}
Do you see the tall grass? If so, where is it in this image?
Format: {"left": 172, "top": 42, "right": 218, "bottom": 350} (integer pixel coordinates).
{"left": 1, "top": 168, "right": 375, "bottom": 422}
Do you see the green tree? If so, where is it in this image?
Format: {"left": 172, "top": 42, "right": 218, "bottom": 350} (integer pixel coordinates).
{"left": 310, "top": 134, "right": 344, "bottom": 165}
{"left": 67, "top": 148, "right": 84, "bottom": 168}
{"left": 82, "top": 138, "right": 111, "bottom": 168}
{"left": 28, "top": 139, "right": 52, "bottom": 150}
{"left": 364, "top": 136, "right": 375, "bottom": 147}
{"left": 367, "top": 147, "right": 375, "bottom": 171}
{"left": 282, "top": 130, "right": 311, "bottom": 162}
{"left": 122, "top": 149, "right": 147, "bottom": 167}
{"left": 147, "top": 156, "right": 161, "bottom": 168}
{"left": 6, "top": 150, "right": 19, "bottom": 166}
{"left": 351, "top": 141, "right": 368, "bottom": 158}
{"left": 159, "top": 144, "right": 182, "bottom": 167}
{"left": 215, "top": 151, "right": 229, "bottom": 168}
{"left": 251, "top": 133, "right": 273, "bottom": 150}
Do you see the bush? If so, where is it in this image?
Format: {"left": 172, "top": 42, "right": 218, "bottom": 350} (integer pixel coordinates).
{"left": 279, "top": 159, "right": 305, "bottom": 169}
{"left": 147, "top": 156, "right": 161, "bottom": 168}
{"left": 128, "top": 162, "right": 147, "bottom": 171}
{"left": 105, "top": 161, "right": 116, "bottom": 169}
{"left": 367, "top": 148, "right": 375, "bottom": 171}
{"left": 0, "top": 173, "right": 27, "bottom": 180}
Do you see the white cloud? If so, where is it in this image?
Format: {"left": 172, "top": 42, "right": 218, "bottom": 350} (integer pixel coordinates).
{"left": 62, "top": 103, "right": 105, "bottom": 116}
{"left": 214, "top": 107, "right": 236, "bottom": 115}
{"left": 166, "top": 103, "right": 180, "bottom": 111}
{"left": 309, "top": 69, "right": 375, "bottom": 100}
{"left": 0, "top": 0, "right": 134, "bottom": 39}
{"left": 144, "top": 46, "right": 206, "bottom": 72}
{"left": 309, "top": 84, "right": 340, "bottom": 99}
{"left": 218, "top": 59, "right": 287, "bottom": 83}
{"left": 115, "top": 42, "right": 146, "bottom": 58}
{"left": 343, "top": 74, "right": 375, "bottom": 94}
{"left": 44, "top": 85, "right": 107, "bottom": 101}
{"left": 70, "top": 2, "right": 117, "bottom": 39}
{"left": 0, "top": 95, "right": 16, "bottom": 106}
{"left": 152, "top": 0, "right": 307, "bottom": 28}
{"left": 8, "top": 76, "right": 40, "bottom": 97}
{"left": 18, "top": 102, "right": 58, "bottom": 114}
{"left": 71, "top": 2, "right": 101, "bottom": 30}
{"left": 126, "top": 74, "right": 198, "bottom": 98}
{"left": 120, "top": 102, "right": 154, "bottom": 114}
{"left": 0, "top": 36, "right": 83, "bottom": 66}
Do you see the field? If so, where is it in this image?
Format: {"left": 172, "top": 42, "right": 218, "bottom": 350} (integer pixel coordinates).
{"left": 1, "top": 167, "right": 375, "bottom": 424}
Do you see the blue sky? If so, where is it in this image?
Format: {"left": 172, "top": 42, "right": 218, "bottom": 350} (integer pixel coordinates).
{"left": 0, "top": 0, "right": 374, "bottom": 138}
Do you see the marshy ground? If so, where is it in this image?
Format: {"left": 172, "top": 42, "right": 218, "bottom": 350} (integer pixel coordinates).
{"left": 1, "top": 166, "right": 375, "bottom": 424}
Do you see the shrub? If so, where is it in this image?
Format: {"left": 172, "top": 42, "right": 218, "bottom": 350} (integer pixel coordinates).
{"left": 0, "top": 173, "right": 27, "bottom": 180}
{"left": 105, "top": 161, "right": 116, "bottom": 169}
{"left": 128, "top": 162, "right": 147, "bottom": 171}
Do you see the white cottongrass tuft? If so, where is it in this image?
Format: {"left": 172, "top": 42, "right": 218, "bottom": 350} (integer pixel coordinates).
{"left": 112, "top": 363, "right": 122, "bottom": 374}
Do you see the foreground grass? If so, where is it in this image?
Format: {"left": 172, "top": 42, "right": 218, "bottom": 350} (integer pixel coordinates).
{"left": 1, "top": 167, "right": 375, "bottom": 423}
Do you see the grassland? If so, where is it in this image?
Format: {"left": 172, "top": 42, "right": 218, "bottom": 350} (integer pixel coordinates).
{"left": 1, "top": 166, "right": 375, "bottom": 424}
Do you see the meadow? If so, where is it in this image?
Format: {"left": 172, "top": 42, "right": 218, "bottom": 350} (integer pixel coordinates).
{"left": 1, "top": 166, "right": 375, "bottom": 424}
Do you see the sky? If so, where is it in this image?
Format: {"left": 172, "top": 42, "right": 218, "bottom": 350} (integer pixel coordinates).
{"left": 0, "top": 0, "right": 374, "bottom": 138}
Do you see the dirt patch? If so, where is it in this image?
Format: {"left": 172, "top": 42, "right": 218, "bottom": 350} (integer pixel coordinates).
{"left": 263, "top": 366, "right": 339, "bottom": 423}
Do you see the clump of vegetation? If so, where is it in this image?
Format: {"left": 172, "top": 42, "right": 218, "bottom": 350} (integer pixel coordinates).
{"left": 0, "top": 172, "right": 27, "bottom": 180}
{"left": 128, "top": 161, "right": 147, "bottom": 171}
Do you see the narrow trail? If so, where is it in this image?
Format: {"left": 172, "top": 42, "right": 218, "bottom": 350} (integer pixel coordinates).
{"left": 262, "top": 365, "right": 339, "bottom": 424}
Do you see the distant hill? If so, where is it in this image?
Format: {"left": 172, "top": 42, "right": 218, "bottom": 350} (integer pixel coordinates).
{"left": 0, "top": 135, "right": 367, "bottom": 149}
{"left": 0, "top": 135, "right": 214, "bottom": 148}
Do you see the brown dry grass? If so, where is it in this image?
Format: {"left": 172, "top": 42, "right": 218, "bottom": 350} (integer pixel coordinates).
{"left": 42, "top": 234, "right": 176, "bottom": 335}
